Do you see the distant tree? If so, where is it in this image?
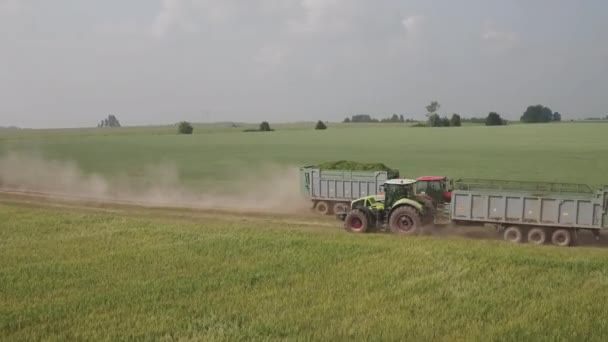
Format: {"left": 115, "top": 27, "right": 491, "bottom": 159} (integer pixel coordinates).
{"left": 351, "top": 114, "right": 376, "bottom": 123}
{"left": 98, "top": 115, "right": 121, "bottom": 128}
{"left": 521, "top": 105, "right": 554, "bottom": 123}
{"left": 552, "top": 112, "right": 562, "bottom": 122}
{"left": 381, "top": 114, "right": 402, "bottom": 123}
{"left": 177, "top": 121, "right": 194, "bottom": 134}
{"left": 428, "top": 114, "right": 442, "bottom": 127}
{"left": 352, "top": 114, "right": 379, "bottom": 122}
{"left": 315, "top": 120, "right": 327, "bottom": 130}
{"left": 450, "top": 113, "right": 462, "bottom": 127}
{"left": 486, "top": 112, "right": 506, "bottom": 126}
{"left": 343, "top": 117, "right": 351, "bottom": 123}
{"left": 260, "top": 121, "right": 273, "bottom": 131}
{"left": 440, "top": 116, "right": 450, "bottom": 127}
{"left": 426, "top": 101, "right": 440, "bottom": 117}
{"left": 399, "top": 115, "right": 405, "bottom": 123}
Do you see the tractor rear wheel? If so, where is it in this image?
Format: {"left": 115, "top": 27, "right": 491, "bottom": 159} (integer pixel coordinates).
{"left": 388, "top": 206, "right": 422, "bottom": 235}
{"left": 315, "top": 201, "right": 330, "bottom": 215}
{"left": 344, "top": 209, "right": 369, "bottom": 233}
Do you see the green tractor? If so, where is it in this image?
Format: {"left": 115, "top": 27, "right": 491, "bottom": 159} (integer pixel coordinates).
{"left": 340, "top": 179, "right": 433, "bottom": 235}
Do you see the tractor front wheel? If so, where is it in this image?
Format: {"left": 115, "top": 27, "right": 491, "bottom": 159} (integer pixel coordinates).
{"left": 388, "top": 206, "right": 422, "bottom": 236}
{"left": 344, "top": 209, "right": 369, "bottom": 233}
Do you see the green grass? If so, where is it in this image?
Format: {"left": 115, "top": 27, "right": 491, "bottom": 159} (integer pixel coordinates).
{"left": 2, "top": 122, "right": 608, "bottom": 190}
{"left": 2, "top": 200, "right": 608, "bottom": 341}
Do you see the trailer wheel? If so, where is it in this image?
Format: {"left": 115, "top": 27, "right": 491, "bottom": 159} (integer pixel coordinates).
{"left": 503, "top": 226, "right": 523, "bottom": 243}
{"left": 315, "top": 201, "right": 330, "bottom": 215}
{"left": 344, "top": 209, "right": 369, "bottom": 233}
{"left": 333, "top": 202, "right": 349, "bottom": 215}
{"left": 551, "top": 229, "right": 572, "bottom": 247}
{"left": 527, "top": 228, "right": 547, "bottom": 245}
{"left": 388, "top": 206, "right": 422, "bottom": 236}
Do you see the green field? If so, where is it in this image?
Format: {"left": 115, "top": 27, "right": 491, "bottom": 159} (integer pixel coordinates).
{"left": 2, "top": 197, "right": 608, "bottom": 341}
{"left": 2, "top": 122, "right": 608, "bottom": 340}
{"left": 2, "top": 122, "right": 608, "bottom": 188}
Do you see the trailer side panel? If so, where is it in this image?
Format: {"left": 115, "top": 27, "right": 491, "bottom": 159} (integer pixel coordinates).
{"left": 300, "top": 167, "right": 388, "bottom": 203}
{"left": 451, "top": 190, "right": 605, "bottom": 230}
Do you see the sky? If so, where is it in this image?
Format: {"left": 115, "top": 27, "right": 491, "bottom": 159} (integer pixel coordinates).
{"left": 0, "top": 0, "right": 607, "bottom": 128}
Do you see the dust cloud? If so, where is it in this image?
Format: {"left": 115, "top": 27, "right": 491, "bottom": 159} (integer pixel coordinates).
{"left": 0, "top": 153, "right": 310, "bottom": 214}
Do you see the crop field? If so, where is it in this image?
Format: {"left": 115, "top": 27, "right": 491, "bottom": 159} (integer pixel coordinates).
{"left": 2, "top": 122, "right": 608, "bottom": 340}
{"left": 2, "top": 122, "right": 608, "bottom": 188}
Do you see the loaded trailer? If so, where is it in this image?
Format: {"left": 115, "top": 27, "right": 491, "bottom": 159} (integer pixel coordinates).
{"left": 300, "top": 166, "right": 390, "bottom": 215}
{"left": 450, "top": 179, "right": 608, "bottom": 246}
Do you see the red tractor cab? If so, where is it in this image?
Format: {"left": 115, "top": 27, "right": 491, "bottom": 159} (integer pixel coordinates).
{"left": 414, "top": 176, "right": 452, "bottom": 206}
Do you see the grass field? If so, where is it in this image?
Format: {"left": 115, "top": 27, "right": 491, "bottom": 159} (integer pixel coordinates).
{"left": 2, "top": 122, "right": 608, "bottom": 340}
{"left": 2, "top": 196, "right": 608, "bottom": 341}
{"left": 2, "top": 122, "right": 608, "bottom": 188}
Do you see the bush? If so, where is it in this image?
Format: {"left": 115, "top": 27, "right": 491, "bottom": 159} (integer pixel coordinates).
{"left": 177, "top": 121, "right": 193, "bottom": 134}
{"left": 552, "top": 112, "right": 562, "bottom": 122}
{"left": 440, "top": 117, "right": 450, "bottom": 127}
{"left": 315, "top": 121, "right": 327, "bottom": 130}
{"left": 260, "top": 121, "right": 273, "bottom": 132}
{"left": 243, "top": 122, "right": 274, "bottom": 133}
{"left": 428, "top": 114, "right": 451, "bottom": 127}
{"left": 486, "top": 112, "right": 506, "bottom": 126}
{"left": 428, "top": 114, "right": 442, "bottom": 127}
{"left": 521, "top": 105, "right": 554, "bottom": 123}
{"left": 450, "top": 114, "right": 462, "bottom": 127}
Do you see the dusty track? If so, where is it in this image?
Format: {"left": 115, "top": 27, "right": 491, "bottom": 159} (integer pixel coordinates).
{"left": 3, "top": 188, "right": 607, "bottom": 248}
{"left": 0, "top": 188, "right": 336, "bottom": 228}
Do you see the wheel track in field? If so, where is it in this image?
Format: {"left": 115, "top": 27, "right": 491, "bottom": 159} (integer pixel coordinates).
{"left": 4, "top": 188, "right": 608, "bottom": 248}
{"left": 0, "top": 188, "right": 338, "bottom": 228}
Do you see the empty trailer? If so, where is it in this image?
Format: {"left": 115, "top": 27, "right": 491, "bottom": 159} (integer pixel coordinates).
{"left": 450, "top": 179, "right": 608, "bottom": 246}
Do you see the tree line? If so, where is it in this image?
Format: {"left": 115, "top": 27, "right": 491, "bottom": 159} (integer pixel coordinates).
{"left": 342, "top": 101, "right": 570, "bottom": 128}
{"left": 520, "top": 105, "right": 561, "bottom": 123}
{"left": 343, "top": 114, "right": 417, "bottom": 123}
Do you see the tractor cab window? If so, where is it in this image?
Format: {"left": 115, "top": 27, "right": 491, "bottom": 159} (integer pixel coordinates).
{"left": 385, "top": 184, "right": 410, "bottom": 208}
{"left": 416, "top": 181, "right": 428, "bottom": 194}
{"left": 430, "top": 181, "right": 442, "bottom": 191}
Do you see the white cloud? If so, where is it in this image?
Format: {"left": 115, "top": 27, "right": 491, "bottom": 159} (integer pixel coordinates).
{"left": 0, "top": 0, "right": 21, "bottom": 15}
{"left": 254, "top": 44, "right": 288, "bottom": 74}
{"left": 401, "top": 15, "right": 424, "bottom": 34}
{"left": 289, "top": 0, "right": 353, "bottom": 34}
{"left": 149, "top": 0, "right": 241, "bottom": 37}
{"left": 482, "top": 28, "right": 519, "bottom": 51}
{"left": 151, "top": 0, "right": 190, "bottom": 37}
